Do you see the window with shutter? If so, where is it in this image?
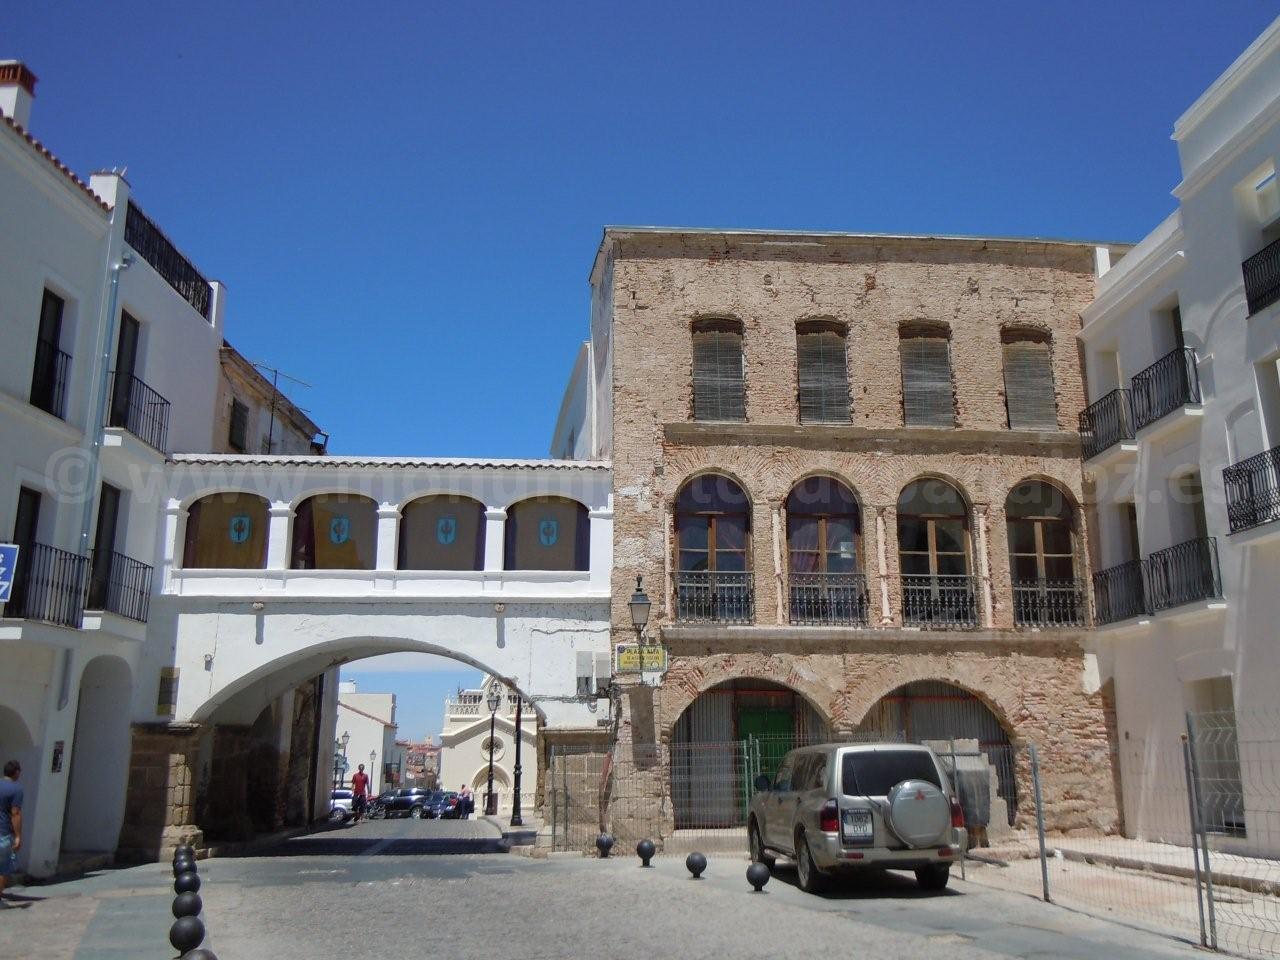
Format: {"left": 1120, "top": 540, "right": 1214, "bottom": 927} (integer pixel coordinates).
{"left": 228, "top": 399, "right": 249, "bottom": 452}
{"left": 797, "top": 323, "right": 850, "bottom": 423}
{"left": 1002, "top": 333, "right": 1057, "bottom": 430}
{"left": 899, "top": 328, "right": 955, "bottom": 427}
{"left": 692, "top": 319, "right": 746, "bottom": 422}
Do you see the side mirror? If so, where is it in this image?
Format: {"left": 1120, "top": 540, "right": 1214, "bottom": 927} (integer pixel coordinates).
{"left": 753, "top": 774, "right": 771, "bottom": 793}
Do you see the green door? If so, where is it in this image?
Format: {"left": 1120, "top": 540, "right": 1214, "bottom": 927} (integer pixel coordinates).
{"left": 738, "top": 707, "right": 793, "bottom": 817}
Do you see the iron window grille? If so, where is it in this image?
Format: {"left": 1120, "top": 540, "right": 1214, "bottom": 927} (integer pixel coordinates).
{"left": 124, "top": 201, "right": 212, "bottom": 319}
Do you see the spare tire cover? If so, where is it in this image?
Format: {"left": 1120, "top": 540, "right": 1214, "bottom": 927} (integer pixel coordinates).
{"left": 886, "top": 779, "right": 949, "bottom": 848}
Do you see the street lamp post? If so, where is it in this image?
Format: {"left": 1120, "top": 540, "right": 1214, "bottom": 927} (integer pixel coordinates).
{"left": 485, "top": 679, "right": 502, "bottom": 816}
{"left": 337, "top": 731, "right": 351, "bottom": 788}
{"left": 510, "top": 695, "right": 524, "bottom": 826}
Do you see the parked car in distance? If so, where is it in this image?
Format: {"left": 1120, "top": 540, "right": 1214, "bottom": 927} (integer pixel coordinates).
{"left": 437, "top": 791, "right": 462, "bottom": 819}
{"left": 368, "top": 789, "right": 396, "bottom": 819}
{"left": 383, "top": 787, "right": 435, "bottom": 819}
{"left": 329, "top": 789, "right": 354, "bottom": 823}
{"left": 424, "top": 791, "right": 450, "bottom": 819}
{"left": 748, "top": 743, "right": 966, "bottom": 893}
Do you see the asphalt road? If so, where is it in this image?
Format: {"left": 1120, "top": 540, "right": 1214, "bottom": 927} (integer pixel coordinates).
{"left": 0, "top": 817, "right": 1206, "bottom": 960}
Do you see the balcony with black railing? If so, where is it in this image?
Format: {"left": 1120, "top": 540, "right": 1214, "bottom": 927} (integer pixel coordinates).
{"left": 1243, "top": 235, "right": 1280, "bottom": 316}
{"left": 1079, "top": 388, "right": 1135, "bottom": 461}
{"left": 1092, "top": 560, "right": 1150, "bottom": 625}
{"left": 788, "top": 571, "right": 870, "bottom": 626}
{"left": 1223, "top": 445, "right": 1280, "bottom": 534}
{"left": 87, "top": 550, "right": 153, "bottom": 623}
{"left": 1129, "top": 347, "right": 1201, "bottom": 432}
{"left": 107, "top": 371, "right": 171, "bottom": 452}
{"left": 1012, "top": 578, "right": 1086, "bottom": 627}
{"left": 1146, "top": 537, "right": 1222, "bottom": 612}
{"left": 29, "top": 337, "right": 71, "bottom": 420}
{"left": 1, "top": 542, "right": 89, "bottom": 628}
{"left": 674, "top": 570, "right": 755, "bottom": 623}
{"left": 901, "top": 574, "right": 979, "bottom": 628}
{"left": 124, "top": 201, "right": 212, "bottom": 319}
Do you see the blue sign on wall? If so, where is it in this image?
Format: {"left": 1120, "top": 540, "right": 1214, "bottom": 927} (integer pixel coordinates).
{"left": 437, "top": 515, "right": 457, "bottom": 545}
{"left": 229, "top": 515, "right": 252, "bottom": 544}
{"left": 539, "top": 519, "right": 559, "bottom": 547}
{"left": 0, "top": 543, "right": 19, "bottom": 604}
{"left": 329, "top": 516, "right": 351, "bottom": 545}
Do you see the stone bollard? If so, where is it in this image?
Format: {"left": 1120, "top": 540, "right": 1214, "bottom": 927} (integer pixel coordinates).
{"left": 595, "top": 833, "right": 615, "bottom": 858}
{"left": 174, "top": 871, "right": 201, "bottom": 895}
{"left": 172, "top": 891, "right": 203, "bottom": 918}
{"left": 172, "top": 857, "right": 196, "bottom": 878}
{"left": 685, "top": 852, "right": 707, "bottom": 879}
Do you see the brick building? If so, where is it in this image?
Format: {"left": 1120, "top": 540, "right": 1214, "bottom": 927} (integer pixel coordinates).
{"left": 557, "top": 227, "right": 1131, "bottom": 845}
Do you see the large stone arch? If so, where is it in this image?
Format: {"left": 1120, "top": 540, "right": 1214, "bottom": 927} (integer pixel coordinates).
{"left": 658, "top": 658, "right": 838, "bottom": 739}
{"left": 840, "top": 661, "right": 1024, "bottom": 743}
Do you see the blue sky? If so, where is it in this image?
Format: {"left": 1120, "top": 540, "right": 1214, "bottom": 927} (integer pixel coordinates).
{"left": 10, "top": 3, "right": 1277, "bottom": 736}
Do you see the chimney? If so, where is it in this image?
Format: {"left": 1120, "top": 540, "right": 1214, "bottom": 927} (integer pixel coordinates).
{"left": 0, "top": 61, "right": 37, "bottom": 129}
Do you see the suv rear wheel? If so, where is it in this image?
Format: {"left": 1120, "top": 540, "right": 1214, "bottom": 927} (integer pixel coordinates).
{"left": 410, "top": 805, "right": 423, "bottom": 819}
{"left": 915, "top": 864, "right": 950, "bottom": 891}
{"left": 748, "top": 821, "right": 775, "bottom": 869}
{"left": 795, "top": 831, "right": 827, "bottom": 894}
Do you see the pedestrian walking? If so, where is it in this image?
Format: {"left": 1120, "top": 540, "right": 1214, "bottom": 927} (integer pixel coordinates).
{"left": 0, "top": 760, "right": 28, "bottom": 909}
{"left": 350, "top": 764, "right": 370, "bottom": 823}
{"left": 459, "top": 784, "right": 473, "bottom": 819}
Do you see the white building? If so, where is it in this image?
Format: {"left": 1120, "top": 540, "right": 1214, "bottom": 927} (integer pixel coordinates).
{"left": 1080, "top": 17, "right": 1280, "bottom": 855}
{"left": 438, "top": 677, "right": 538, "bottom": 815}
{"left": 335, "top": 681, "right": 398, "bottom": 796}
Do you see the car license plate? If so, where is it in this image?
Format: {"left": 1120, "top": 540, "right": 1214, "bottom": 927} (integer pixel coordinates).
{"left": 842, "top": 809, "right": 873, "bottom": 842}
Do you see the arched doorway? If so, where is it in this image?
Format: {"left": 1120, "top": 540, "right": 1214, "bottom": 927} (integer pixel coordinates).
{"left": 671, "top": 679, "right": 829, "bottom": 829}
{"left": 62, "top": 656, "right": 133, "bottom": 856}
{"left": 0, "top": 706, "right": 38, "bottom": 872}
{"left": 857, "top": 681, "right": 1018, "bottom": 828}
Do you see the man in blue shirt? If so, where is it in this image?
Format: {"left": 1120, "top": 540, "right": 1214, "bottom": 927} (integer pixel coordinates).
{"left": 0, "top": 760, "right": 24, "bottom": 908}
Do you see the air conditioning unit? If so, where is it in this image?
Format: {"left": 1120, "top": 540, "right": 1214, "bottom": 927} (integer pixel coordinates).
{"left": 576, "top": 651, "right": 613, "bottom": 697}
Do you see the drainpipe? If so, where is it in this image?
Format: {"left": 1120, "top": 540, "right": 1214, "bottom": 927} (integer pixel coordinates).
{"left": 78, "top": 252, "right": 133, "bottom": 553}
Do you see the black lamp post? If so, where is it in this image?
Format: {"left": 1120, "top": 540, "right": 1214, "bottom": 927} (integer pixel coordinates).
{"left": 335, "top": 731, "right": 350, "bottom": 788}
{"left": 510, "top": 694, "right": 524, "bottom": 826}
{"left": 630, "top": 576, "right": 651, "bottom": 640}
{"left": 484, "top": 680, "right": 501, "bottom": 816}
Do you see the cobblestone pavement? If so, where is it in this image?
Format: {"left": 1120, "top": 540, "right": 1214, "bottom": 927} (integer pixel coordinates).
{"left": 0, "top": 817, "right": 1209, "bottom": 960}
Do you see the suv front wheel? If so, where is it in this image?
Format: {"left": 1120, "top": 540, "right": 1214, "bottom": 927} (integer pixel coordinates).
{"left": 915, "top": 864, "right": 950, "bottom": 891}
{"left": 748, "top": 821, "right": 775, "bottom": 869}
{"left": 794, "top": 831, "right": 827, "bottom": 894}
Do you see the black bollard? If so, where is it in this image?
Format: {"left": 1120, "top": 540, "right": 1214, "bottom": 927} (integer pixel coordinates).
{"left": 172, "top": 857, "right": 195, "bottom": 878}
{"left": 173, "top": 844, "right": 196, "bottom": 860}
{"left": 174, "top": 871, "right": 202, "bottom": 895}
{"left": 172, "top": 891, "right": 203, "bottom": 918}
{"left": 169, "top": 915, "right": 205, "bottom": 954}
{"left": 595, "top": 833, "right": 615, "bottom": 858}
{"left": 635, "top": 839, "right": 656, "bottom": 867}
{"left": 746, "top": 861, "right": 771, "bottom": 892}
{"left": 685, "top": 851, "right": 707, "bottom": 878}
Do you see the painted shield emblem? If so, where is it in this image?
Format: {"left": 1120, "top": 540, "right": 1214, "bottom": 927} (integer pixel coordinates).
{"left": 229, "top": 515, "right": 252, "bottom": 544}
{"left": 437, "top": 515, "right": 457, "bottom": 545}
{"left": 329, "top": 515, "right": 351, "bottom": 545}
{"left": 539, "top": 518, "right": 559, "bottom": 547}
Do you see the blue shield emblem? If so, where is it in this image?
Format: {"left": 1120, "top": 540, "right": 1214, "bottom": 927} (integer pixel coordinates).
{"left": 229, "top": 515, "right": 252, "bottom": 544}
{"left": 436, "top": 515, "right": 457, "bottom": 545}
{"left": 539, "top": 519, "right": 559, "bottom": 547}
{"left": 329, "top": 515, "right": 351, "bottom": 545}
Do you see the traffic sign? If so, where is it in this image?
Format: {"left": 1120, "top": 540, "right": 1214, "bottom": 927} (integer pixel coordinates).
{"left": 0, "top": 544, "right": 18, "bottom": 604}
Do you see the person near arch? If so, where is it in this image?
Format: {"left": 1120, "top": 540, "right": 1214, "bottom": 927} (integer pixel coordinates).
{"left": 0, "top": 760, "right": 27, "bottom": 909}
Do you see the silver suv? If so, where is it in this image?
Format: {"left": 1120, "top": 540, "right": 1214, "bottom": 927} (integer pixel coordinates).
{"left": 747, "top": 742, "right": 966, "bottom": 893}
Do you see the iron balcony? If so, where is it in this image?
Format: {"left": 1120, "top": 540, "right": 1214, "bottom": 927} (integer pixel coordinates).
{"left": 1079, "top": 388, "right": 1135, "bottom": 460}
{"left": 1011, "top": 578, "right": 1086, "bottom": 627}
{"left": 674, "top": 570, "right": 755, "bottom": 623}
{"left": 1129, "top": 347, "right": 1200, "bottom": 432}
{"left": 29, "top": 337, "right": 71, "bottom": 420}
{"left": 788, "top": 571, "right": 870, "bottom": 626}
{"left": 901, "top": 574, "right": 979, "bottom": 628}
{"left": 1146, "top": 537, "right": 1222, "bottom": 612}
{"left": 87, "top": 549, "right": 154, "bottom": 623}
{"left": 2, "top": 542, "right": 89, "bottom": 629}
{"left": 1243, "top": 234, "right": 1280, "bottom": 316}
{"left": 1092, "top": 560, "right": 1150, "bottom": 625}
{"left": 107, "top": 370, "right": 171, "bottom": 453}
{"left": 1223, "top": 444, "right": 1280, "bottom": 534}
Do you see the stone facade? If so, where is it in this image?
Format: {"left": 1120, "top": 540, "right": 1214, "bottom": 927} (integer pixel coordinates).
{"left": 592, "top": 229, "right": 1125, "bottom": 840}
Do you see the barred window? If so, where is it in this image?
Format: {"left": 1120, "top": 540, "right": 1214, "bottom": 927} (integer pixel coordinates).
{"left": 797, "top": 321, "right": 850, "bottom": 423}
{"left": 900, "top": 325, "right": 955, "bottom": 427}
{"left": 1002, "top": 329, "right": 1058, "bottom": 430}
{"left": 691, "top": 318, "right": 746, "bottom": 422}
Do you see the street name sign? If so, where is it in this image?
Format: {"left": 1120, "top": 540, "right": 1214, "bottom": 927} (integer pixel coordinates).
{"left": 0, "top": 543, "right": 18, "bottom": 604}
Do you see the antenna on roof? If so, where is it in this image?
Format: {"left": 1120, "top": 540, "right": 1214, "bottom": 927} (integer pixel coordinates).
{"left": 249, "top": 360, "right": 312, "bottom": 455}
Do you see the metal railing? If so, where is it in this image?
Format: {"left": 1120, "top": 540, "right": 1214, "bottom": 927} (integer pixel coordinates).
{"left": 1243, "top": 234, "right": 1280, "bottom": 315}
{"left": 901, "top": 574, "right": 979, "bottom": 628}
{"left": 1147, "top": 537, "right": 1222, "bottom": 612}
{"left": 86, "top": 549, "right": 153, "bottom": 623}
{"left": 1092, "top": 559, "right": 1150, "bottom": 625}
{"left": 674, "top": 570, "right": 755, "bottom": 623}
{"left": 1223, "top": 444, "right": 1280, "bottom": 534}
{"left": 1, "top": 542, "right": 89, "bottom": 628}
{"left": 124, "top": 201, "right": 212, "bottom": 319}
{"left": 1079, "top": 388, "right": 1134, "bottom": 460}
{"left": 29, "top": 337, "right": 71, "bottom": 420}
{"left": 1129, "top": 347, "right": 1200, "bottom": 432}
{"left": 107, "top": 371, "right": 171, "bottom": 452}
{"left": 788, "top": 571, "right": 870, "bottom": 625}
{"left": 1012, "top": 578, "right": 1085, "bottom": 627}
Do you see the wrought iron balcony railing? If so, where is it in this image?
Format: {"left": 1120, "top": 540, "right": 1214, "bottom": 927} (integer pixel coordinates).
{"left": 1243, "top": 234, "right": 1280, "bottom": 316}
{"left": 788, "top": 571, "right": 870, "bottom": 626}
{"left": 1079, "top": 388, "right": 1135, "bottom": 460}
{"left": 1223, "top": 444, "right": 1280, "bottom": 534}
{"left": 107, "top": 371, "right": 171, "bottom": 452}
{"left": 87, "top": 549, "right": 153, "bottom": 623}
{"left": 2, "top": 542, "right": 89, "bottom": 628}
{"left": 1129, "top": 347, "right": 1201, "bottom": 432}
{"left": 1012, "top": 578, "right": 1086, "bottom": 627}
{"left": 29, "top": 337, "right": 71, "bottom": 420}
{"left": 1092, "top": 560, "right": 1150, "bottom": 625}
{"left": 124, "top": 201, "right": 212, "bottom": 319}
{"left": 901, "top": 574, "right": 978, "bottom": 628}
{"left": 1146, "top": 537, "right": 1222, "bottom": 612}
{"left": 674, "top": 570, "right": 755, "bottom": 623}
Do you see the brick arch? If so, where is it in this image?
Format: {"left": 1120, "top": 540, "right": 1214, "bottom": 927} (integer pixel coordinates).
{"left": 1004, "top": 474, "right": 1080, "bottom": 514}
{"left": 658, "top": 660, "right": 837, "bottom": 741}
{"left": 665, "top": 466, "right": 756, "bottom": 509}
{"left": 840, "top": 668, "right": 1023, "bottom": 745}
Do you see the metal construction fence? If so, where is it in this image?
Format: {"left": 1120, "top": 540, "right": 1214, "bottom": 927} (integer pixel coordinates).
{"left": 549, "top": 708, "right": 1280, "bottom": 959}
